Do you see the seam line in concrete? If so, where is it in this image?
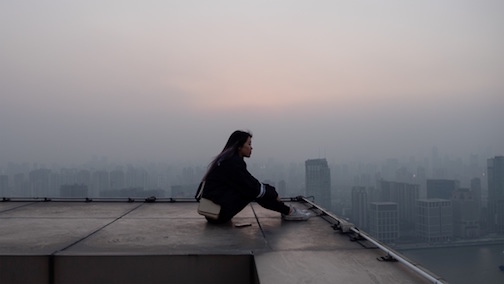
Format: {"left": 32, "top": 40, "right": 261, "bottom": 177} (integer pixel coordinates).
{"left": 51, "top": 203, "right": 145, "bottom": 255}
{"left": 0, "top": 202, "right": 37, "bottom": 214}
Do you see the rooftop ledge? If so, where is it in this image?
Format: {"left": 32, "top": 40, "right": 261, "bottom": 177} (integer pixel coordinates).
{"left": 0, "top": 197, "right": 444, "bottom": 284}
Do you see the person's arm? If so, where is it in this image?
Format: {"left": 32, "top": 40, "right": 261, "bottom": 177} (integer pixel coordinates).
{"left": 226, "top": 157, "right": 278, "bottom": 200}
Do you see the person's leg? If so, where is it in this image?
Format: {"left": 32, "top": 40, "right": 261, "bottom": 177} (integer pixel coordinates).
{"left": 208, "top": 194, "right": 251, "bottom": 224}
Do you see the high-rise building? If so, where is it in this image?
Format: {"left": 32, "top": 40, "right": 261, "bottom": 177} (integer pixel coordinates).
{"left": 110, "top": 169, "right": 125, "bottom": 190}
{"left": 49, "top": 172, "right": 62, "bottom": 197}
{"left": 305, "top": 158, "right": 331, "bottom": 210}
{"left": 426, "top": 179, "right": 459, "bottom": 199}
{"left": 60, "top": 168, "right": 77, "bottom": 186}
{"left": 351, "top": 186, "right": 368, "bottom": 230}
{"left": 487, "top": 156, "right": 504, "bottom": 233}
{"left": 470, "top": 178, "right": 482, "bottom": 207}
{"left": 29, "top": 169, "right": 51, "bottom": 197}
{"left": 378, "top": 180, "right": 419, "bottom": 233}
{"left": 416, "top": 199, "right": 453, "bottom": 243}
{"left": 126, "top": 166, "right": 148, "bottom": 189}
{"left": 13, "top": 173, "right": 29, "bottom": 197}
{"left": 277, "top": 180, "right": 287, "bottom": 197}
{"left": 60, "top": 184, "right": 88, "bottom": 198}
{"left": 0, "top": 175, "right": 8, "bottom": 196}
{"left": 92, "top": 170, "right": 109, "bottom": 197}
{"left": 452, "top": 188, "right": 480, "bottom": 239}
{"left": 76, "top": 170, "right": 91, "bottom": 187}
{"left": 415, "top": 167, "right": 427, "bottom": 199}
{"left": 369, "top": 202, "right": 399, "bottom": 243}
{"left": 171, "top": 184, "right": 197, "bottom": 198}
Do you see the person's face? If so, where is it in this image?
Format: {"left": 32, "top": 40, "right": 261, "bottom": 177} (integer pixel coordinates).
{"left": 238, "top": 137, "right": 252, "bottom": 158}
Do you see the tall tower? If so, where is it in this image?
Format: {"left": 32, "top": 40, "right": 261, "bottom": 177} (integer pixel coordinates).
{"left": 470, "top": 178, "right": 482, "bottom": 207}
{"left": 416, "top": 199, "right": 453, "bottom": 243}
{"left": 277, "top": 180, "right": 287, "bottom": 197}
{"left": 452, "top": 188, "right": 480, "bottom": 239}
{"left": 351, "top": 186, "right": 368, "bottom": 230}
{"left": 487, "top": 156, "right": 504, "bottom": 233}
{"left": 92, "top": 170, "right": 110, "bottom": 197}
{"left": 29, "top": 169, "right": 51, "bottom": 197}
{"left": 305, "top": 158, "right": 331, "bottom": 210}
{"left": 369, "top": 202, "right": 399, "bottom": 243}
{"left": 378, "top": 180, "right": 419, "bottom": 234}
{"left": 110, "top": 169, "right": 125, "bottom": 190}
{"left": 0, "top": 175, "right": 8, "bottom": 196}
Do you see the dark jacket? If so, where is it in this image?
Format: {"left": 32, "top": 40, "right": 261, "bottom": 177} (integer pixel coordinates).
{"left": 202, "top": 154, "right": 277, "bottom": 207}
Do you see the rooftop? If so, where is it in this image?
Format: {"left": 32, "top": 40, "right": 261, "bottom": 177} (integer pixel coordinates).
{"left": 0, "top": 197, "right": 444, "bottom": 284}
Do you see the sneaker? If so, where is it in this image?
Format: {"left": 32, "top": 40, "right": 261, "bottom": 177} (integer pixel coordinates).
{"left": 282, "top": 206, "right": 311, "bottom": 221}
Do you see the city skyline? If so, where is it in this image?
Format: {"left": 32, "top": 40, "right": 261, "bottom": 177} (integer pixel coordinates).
{"left": 1, "top": 153, "right": 499, "bottom": 196}
{"left": 2, "top": 155, "right": 502, "bottom": 245}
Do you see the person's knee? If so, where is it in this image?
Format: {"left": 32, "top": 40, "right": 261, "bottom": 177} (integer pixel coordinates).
{"left": 263, "top": 184, "right": 279, "bottom": 200}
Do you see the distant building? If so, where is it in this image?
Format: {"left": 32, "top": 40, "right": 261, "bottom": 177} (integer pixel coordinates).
{"left": 76, "top": 170, "right": 91, "bottom": 187}
{"left": 452, "top": 188, "right": 480, "bottom": 239}
{"left": 416, "top": 199, "right": 453, "bottom": 243}
{"left": 49, "top": 172, "right": 62, "bottom": 196}
{"left": 100, "top": 187, "right": 165, "bottom": 198}
{"left": 487, "top": 156, "right": 504, "bottom": 233}
{"left": 470, "top": 178, "right": 482, "bottom": 207}
{"left": 110, "top": 169, "right": 125, "bottom": 190}
{"left": 426, "top": 179, "right": 459, "bottom": 199}
{"left": 277, "top": 180, "right": 287, "bottom": 197}
{"left": 91, "top": 170, "right": 109, "bottom": 197}
{"left": 378, "top": 180, "right": 419, "bottom": 233}
{"left": 126, "top": 167, "right": 148, "bottom": 189}
{"left": 351, "top": 186, "right": 368, "bottom": 230}
{"left": 305, "top": 158, "right": 331, "bottom": 210}
{"left": 415, "top": 167, "right": 427, "bottom": 199}
{"left": 29, "top": 169, "right": 51, "bottom": 197}
{"left": 59, "top": 168, "right": 76, "bottom": 185}
{"left": 369, "top": 202, "right": 399, "bottom": 243}
{"left": 171, "top": 184, "right": 198, "bottom": 198}
{"left": 0, "top": 175, "right": 8, "bottom": 196}
{"left": 13, "top": 173, "right": 29, "bottom": 197}
{"left": 60, "top": 184, "right": 88, "bottom": 198}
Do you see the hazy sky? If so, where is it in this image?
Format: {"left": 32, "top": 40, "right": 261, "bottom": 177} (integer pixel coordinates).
{"left": 1, "top": 0, "right": 503, "bottom": 166}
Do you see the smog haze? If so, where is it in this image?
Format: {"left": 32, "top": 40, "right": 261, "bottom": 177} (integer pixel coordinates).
{"left": 1, "top": 0, "right": 503, "bottom": 166}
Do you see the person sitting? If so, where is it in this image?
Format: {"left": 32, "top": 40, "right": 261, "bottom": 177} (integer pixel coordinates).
{"left": 197, "top": 130, "right": 310, "bottom": 224}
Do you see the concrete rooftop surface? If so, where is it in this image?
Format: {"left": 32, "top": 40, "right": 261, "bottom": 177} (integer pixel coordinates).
{"left": 0, "top": 198, "right": 444, "bottom": 284}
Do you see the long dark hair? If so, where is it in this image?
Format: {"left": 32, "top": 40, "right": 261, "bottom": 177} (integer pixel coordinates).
{"left": 202, "top": 130, "right": 252, "bottom": 180}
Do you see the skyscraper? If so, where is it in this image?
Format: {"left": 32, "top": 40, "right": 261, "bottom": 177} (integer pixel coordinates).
{"left": 470, "top": 177, "right": 482, "bottom": 207}
{"left": 369, "top": 202, "right": 399, "bottom": 243}
{"left": 277, "top": 180, "right": 287, "bottom": 197}
{"left": 487, "top": 156, "right": 504, "bottom": 233}
{"left": 305, "top": 158, "right": 331, "bottom": 210}
{"left": 0, "top": 175, "right": 8, "bottom": 196}
{"left": 351, "top": 186, "right": 368, "bottom": 230}
{"left": 452, "top": 188, "right": 480, "bottom": 238}
{"left": 378, "top": 180, "right": 419, "bottom": 233}
{"left": 110, "top": 169, "right": 126, "bottom": 190}
{"left": 13, "top": 173, "right": 29, "bottom": 197}
{"left": 29, "top": 169, "right": 51, "bottom": 197}
{"left": 416, "top": 199, "right": 453, "bottom": 243}
{"left": 60, "top": 184, "right": 88, "bottom": 198}
{"left": 91, "top": 170, "right": 109, "bottom": 197}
